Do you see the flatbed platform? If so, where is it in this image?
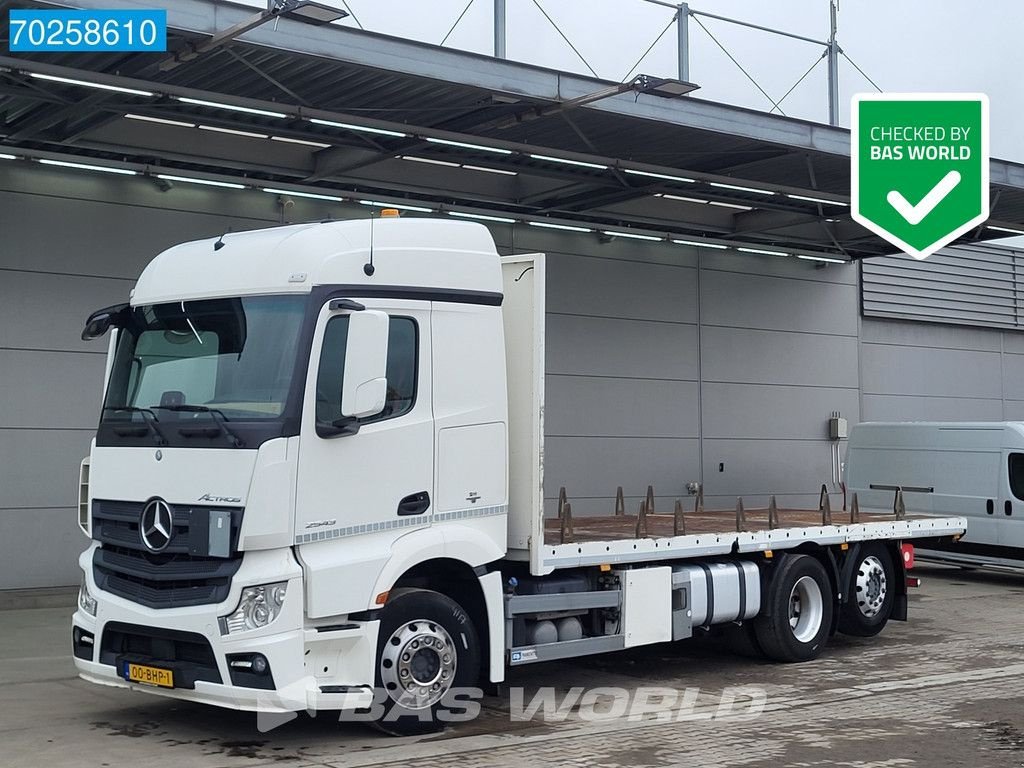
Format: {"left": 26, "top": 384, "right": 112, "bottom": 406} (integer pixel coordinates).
{"left": 543, "top": 507, "right": 933, "bottom": 542}
{"left": 528, "top": 496, "right": 966, "bottom": 574}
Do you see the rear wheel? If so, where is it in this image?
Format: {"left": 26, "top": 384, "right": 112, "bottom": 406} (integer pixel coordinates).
{"left": 754, "top": 554, "right": 833, "bottom": 663}
{"left": 838, "top": 543, "right": 895, "bottom": 637}
{"left": 372, "top": 588, "right": 480, "bottom": 736}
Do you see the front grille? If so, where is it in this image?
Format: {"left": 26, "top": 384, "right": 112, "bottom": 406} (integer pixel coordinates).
{"left": 100, "top": 621, "right": 222, "bottom": 689}
{"left": 92, "top": 499, "right": 243, "bottom": 609}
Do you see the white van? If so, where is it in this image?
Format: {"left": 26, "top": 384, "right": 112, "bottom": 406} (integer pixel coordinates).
{"left": 846, "top": 422, "right": 1024, "bottom": 570}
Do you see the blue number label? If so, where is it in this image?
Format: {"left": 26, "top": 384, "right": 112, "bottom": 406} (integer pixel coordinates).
{"left": 9, "top": 9, "right": 167, "bottom": 53}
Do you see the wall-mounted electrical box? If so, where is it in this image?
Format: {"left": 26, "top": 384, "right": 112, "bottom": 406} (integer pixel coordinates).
{"left": 829, "top": 416, "right": 848, "bottom": 440}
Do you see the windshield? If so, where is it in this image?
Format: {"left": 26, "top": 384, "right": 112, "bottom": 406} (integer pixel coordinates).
{"left": 102, "top": 295, "right": 306, "bottom": 432}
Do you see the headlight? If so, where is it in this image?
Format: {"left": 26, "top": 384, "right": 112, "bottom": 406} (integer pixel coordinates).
{"left": 78, "top": 581, "right": 97, "bottom": 616}
{"left": 219, "top": 582, "right": 287, "bottom": 635}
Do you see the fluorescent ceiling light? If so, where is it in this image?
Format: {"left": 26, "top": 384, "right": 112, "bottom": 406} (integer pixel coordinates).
{"left": 0, "top": 153, "right": 16, "bottom": 160}
{"left": 270, "top": 136, "right": 331, "bottom": 148}
{"left": 786, "top": 193, "right": 849, "bottom": 206}
{"left": 988, "top": 225, "right": 1024, "bottom": 235}
{"left": 624, "top": 168, "right": 696, "bottom": 184}
{"left": 658, "top": 193, "right": 752, "bottom": 211}
{"left": 29, "top": 72, "right": 153, "bottom": 97}
{"left": 198, "top": 125, "right": 268, "bottom": 139}
{"left": 709, "top": 181, "right": 775, "bottom": 195}
{"left": 424, "top": 137, "right": 512, "bottom": 155}
{"left": 401, "top": 155, "right": 460, "bottom": 168}
{"left": 672, "top": 239, "right": 727, "bottom": 250}
{"left": 156, "top": 174, "right": 246, "bottom": 189}
{"left": 125, "top": 114, "right": 196, "bottom": 128}
{"left": 309, "top": 118, "right": 407, "bottom": 138}
{"left": 530, "top": 154, "right": 608, "bottom": 170}
{"left": 528, "top": 221, "right": 593, "bottom": 232}
{"left": 601, "top": 230, "right": 662, "bottom": 241}
{"left": 797, "top": 254, "right": 846, "bottom": 264}
{"left": 358, "top": 199, "right": 433, "bottom": 213}
{"left": 738, "top": 246, "right": 787, "bottom": 257}
{"left": 261, "top": 187, "right": 344, "bottom": 202}
{"left": 39, "top": 159, "right": 137, "bottom": 176}
{"left": 449, "top": 211, "right": 517, "bottom": 223}
{"left": 462, "top": 164, "right": 517, "bottom": 176}
{"left": 175, "top": 96, "right": 287, "bottom": 119}
{"left": 659, "top": 193, "right": 706, "bottom": 204}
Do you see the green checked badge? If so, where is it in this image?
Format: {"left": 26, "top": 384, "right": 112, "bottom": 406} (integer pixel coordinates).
{"left": 851, "top": 93, "right": 989, "bottom": 260}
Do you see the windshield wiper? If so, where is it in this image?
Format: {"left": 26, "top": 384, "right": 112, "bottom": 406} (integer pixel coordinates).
{"left": 102, "top": 406, "right": 168, "bottom": 445}
{"left": 151, "top": 405, "right": 245, "bottom": 448}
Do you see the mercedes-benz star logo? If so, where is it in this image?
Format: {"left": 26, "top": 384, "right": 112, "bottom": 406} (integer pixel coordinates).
{"left": 139, "top": 499, "right": 173, "bottom": 552}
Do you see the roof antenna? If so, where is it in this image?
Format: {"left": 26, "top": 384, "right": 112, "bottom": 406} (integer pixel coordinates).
{"left": 213, "top": 228, "right": 231, "bottom": 252}
{"left": 363, "top": 210, "right": 376, "bottom": 276}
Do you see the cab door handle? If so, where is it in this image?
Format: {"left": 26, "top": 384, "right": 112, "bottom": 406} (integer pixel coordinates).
{"left": 398, "top": 491, "right": 431, "bottom": 516}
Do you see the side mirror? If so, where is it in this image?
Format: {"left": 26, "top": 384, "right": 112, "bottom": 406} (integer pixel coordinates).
{"left": 340, "top": 309, "right": 389, "bottom": 420}
{"left": 82, "top": 303, "right": 130, "bottom": 341}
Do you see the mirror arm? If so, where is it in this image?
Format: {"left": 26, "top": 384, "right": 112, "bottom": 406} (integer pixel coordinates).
{"left": 316, "top": 416, "right": 361, "bottom": 439}
{"left": 328, "top": 299, "right": 365, "bottom": 312}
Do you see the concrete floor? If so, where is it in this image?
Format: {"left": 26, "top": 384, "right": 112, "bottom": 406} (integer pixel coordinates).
{"left": 3, "top": 565, "right": 1024, "bottom": 767}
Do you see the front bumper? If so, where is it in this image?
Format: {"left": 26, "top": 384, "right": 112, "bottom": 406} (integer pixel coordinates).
{"left": 72, "top": 544, "right": 379, "bottom": 713}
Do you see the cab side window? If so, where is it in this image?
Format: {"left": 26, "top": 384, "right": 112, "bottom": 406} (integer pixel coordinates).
{"left": 315, "top": 316, "right": 418, "bottom": 427}
{"left": 1010, "top": 454, "right": 1024, "bottom": 501}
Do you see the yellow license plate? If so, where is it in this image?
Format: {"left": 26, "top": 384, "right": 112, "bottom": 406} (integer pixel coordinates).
{"left": 126, "top": 663, "right": 174, "bottom": 688}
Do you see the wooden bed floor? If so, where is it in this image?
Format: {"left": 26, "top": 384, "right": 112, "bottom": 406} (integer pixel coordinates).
{"left": 543, "top": 507, "right": 922, "bottom": 543}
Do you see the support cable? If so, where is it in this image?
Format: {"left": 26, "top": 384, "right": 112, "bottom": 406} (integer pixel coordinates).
{"left": 620, "top": 11, "right": 678, "bottom": 82}
{"left": 769, "top": 51, "right": 827, "bottom": 115}
{"left": 691, "top": 14, "right": 784, "bottom": 115}
{"left": 841, "top": 49, "right": 883, "bottom": 92}
{"left": 441, "top": 0, "right": 476, "bottom": 46}
{"left": 531, "top": 0, "right": 600, "bottom": 78}
{"left": 339, "top": 0, "right": 363, "bottom": 30}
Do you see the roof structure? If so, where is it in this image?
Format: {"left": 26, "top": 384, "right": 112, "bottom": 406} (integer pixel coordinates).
{"left": 3, "top": 0, "right": 1024, "bottom": 259}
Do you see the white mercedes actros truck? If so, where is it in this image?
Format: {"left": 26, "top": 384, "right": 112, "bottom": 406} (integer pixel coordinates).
{"left": 71, "top": 216, "right": 966, "bottom": 734}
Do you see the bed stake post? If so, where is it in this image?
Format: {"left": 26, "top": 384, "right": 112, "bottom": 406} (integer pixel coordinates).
{"left": 735, "top": 497, "right": 748, "bottom": 532}
{"left": 768, "top": 495, "right": 779, "bottom": 529}
{"left": 695, "top": 486, "right": 704, "bottom": 515}
{"left": 894, "top": 487, "right": 906, "bottom": 520}
{"left": 636, "top": 494, "right": 649, "bottom": 538}
{"left": 673, "top": 498, "right": 686, "bottom": 536}
{"left": 645, "top": 485, "right": 656, "bottom": 515}
{"left": 819, "top": 484, "right": 833, "bottom": 525}
{"left": 558, "top": 487, "right": 574, "bottom": 543}
{"left": 850, "top": 492, "right": 861, "bottom": 524}
{"left": 614, "top": 486, "right": 625, "bottom": 516}
{"left": 559, "top": 501, "right": 574, "bottom": 544}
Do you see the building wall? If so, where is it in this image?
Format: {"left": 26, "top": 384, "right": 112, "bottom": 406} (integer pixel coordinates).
{"left": 0, "top": 164, "right": 1017, "bottom": 588}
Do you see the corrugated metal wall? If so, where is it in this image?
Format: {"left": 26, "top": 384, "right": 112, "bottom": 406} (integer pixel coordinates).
{"left": 862, "top": 246, "right": 1023, "bottom": 329}
{"left": 2, "top": 163, "right": 1021, "bottom": 589}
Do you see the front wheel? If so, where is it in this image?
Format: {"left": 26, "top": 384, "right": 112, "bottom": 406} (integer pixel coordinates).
{"left": 838, "top": 543, "right": 895, "bottom": 637}
{"left": 372, "top": 588, "right": 480, "bottom": 736}
{"left": 754, "top": 554, "right": 833, "bottom": 663}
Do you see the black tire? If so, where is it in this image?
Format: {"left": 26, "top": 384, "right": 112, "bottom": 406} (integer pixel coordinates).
{"left": 838, "top": 543, "right": 896, "bottom": 637}
{"left": 372, "top": 588, "right": 480, "bottom": 736}
{"left": 754, "top": 554, "right": 833, "bottom": 663}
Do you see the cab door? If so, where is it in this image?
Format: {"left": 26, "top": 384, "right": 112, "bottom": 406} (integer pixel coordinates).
{"left": 295, "top": 298, "right": 433, "bottom": 545}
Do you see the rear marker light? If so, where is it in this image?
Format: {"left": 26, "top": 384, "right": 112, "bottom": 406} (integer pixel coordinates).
{"left": 900, "top": 543, "right": 915, "bottom": 569}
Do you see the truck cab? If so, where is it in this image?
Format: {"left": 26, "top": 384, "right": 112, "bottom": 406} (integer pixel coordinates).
{"left": 73, "top": 217, "right": 510, "bottom": 728}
